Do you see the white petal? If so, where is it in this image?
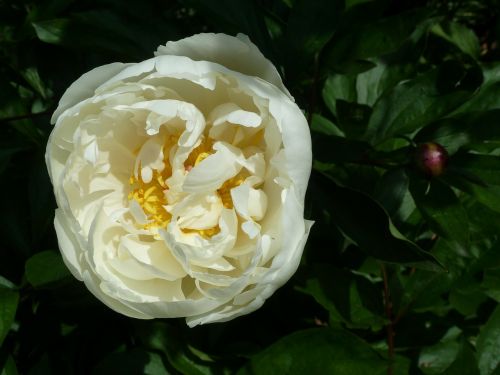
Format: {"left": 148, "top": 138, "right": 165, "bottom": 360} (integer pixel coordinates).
{"left": 268, "top": 99, "right": 312, "bottom": 202}
{"left": 154, "top": 55, "right": 217, "bottom": 90}
{"left": 51, "top": 62, "right": 131, "bottom": 123}
{"left": 126, "top": 100, "right": 205, "bottom": 147}
{"left": 54, "top": 209, "right": 84, "bottom": 280}
{"left": 242, "top": 221, "right": 260, "bottom": 239}
{"left": 209, "top": 103, "right": 261, "bottom": 127}
{"left": 81, "top": 270, "right": 152, "bottom": 319}
{"left": 183, "top": 142, "right": 243, "bottom": 193}
{"left": 122, "top": 235, "right": 187, "bottom": 280}
{"left": 155, "top": 33, "right": 292, "bottom": 99}
{"left": 97, "top": 58, "right": 156, "bottom": 91}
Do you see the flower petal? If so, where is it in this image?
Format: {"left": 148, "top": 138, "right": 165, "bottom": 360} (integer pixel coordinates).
{"left": 52, "top": 62, "right": 131, "bottom": 123}
{"left": 155, "top": 33, "right": 292, "bottom": 99}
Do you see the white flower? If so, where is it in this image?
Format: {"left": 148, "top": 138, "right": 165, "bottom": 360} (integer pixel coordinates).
{"left": 46, "top": 33, "right": 313, "bottom": 326}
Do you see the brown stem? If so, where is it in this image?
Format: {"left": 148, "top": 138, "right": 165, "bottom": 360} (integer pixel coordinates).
{"left": 381, "top": 263, "right": 395, "bottom": 375}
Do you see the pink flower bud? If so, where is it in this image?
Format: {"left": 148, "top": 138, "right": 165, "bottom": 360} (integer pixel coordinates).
{"left": 414, "top": 142, "right": 449, "bottom": 177}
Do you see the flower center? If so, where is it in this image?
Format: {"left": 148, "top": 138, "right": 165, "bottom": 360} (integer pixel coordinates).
{"left": 128, "top": 135, "right": 245, "bottom": 238}
{"left": 128, "top": 169, "right": 171, "bottom": 230}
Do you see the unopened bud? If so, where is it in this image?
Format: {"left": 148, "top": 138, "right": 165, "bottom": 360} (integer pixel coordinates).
{"left": 414, "top": 142, "right": 449, "bottom": 177}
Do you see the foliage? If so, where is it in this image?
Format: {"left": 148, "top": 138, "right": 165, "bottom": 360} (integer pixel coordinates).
{"left": 1, "top": 0, "right": 500, "bottom": 373}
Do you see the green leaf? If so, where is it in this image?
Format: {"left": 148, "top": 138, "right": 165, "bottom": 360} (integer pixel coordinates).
{"left": 477, "top": 305, "right": 500, "bottom": 375}
{"left": 137, "top": 322, "right": 227, "bottom": 375}
{"left": 316, "top": 172, "right": 443, "bottom": 271}
{"left": 0, "top": 288, "right": 19, "bottom": 346}
{"left": 311, "top": 114, "right": 345, "bottom": 137}
{"left": 419, "top": 338, "right": 460, "bottom": 374}
{"left": 32, "top": 18, "right": 69, "bottom": 44}
{"left": 33, "top": 13, "right": 146, "bottom": 58}
{"left": 454, "top": 64, "right": 500, "bottom": 113}
{"left": 415, "top": 110, "right": 500, "bottom": 155}
{"left": 356, "top": 62, "right": 416, "bottom": 107}
{"left": 20, "top": 67, "right": 50, "bottom": 100}
{"left": 25, "top": 251, "right": 71, "bottom": 288}
{"left": 442, "top": 340, "right": 479, "bottom": 375}
{"left": 283, "top": 0, "right": 344, "bottom": 76}
{"left": 0, "top": 276, "right": 15, "bottom": 291}
{"left": 414, "top": 118, "right": 471, "bottom": 155}
{"left": 449, "top": 285, "right": 487, "bottom": 316}
{"left": 0, "top": 355, "right": 18, "bottom": 375}
{"left": 366, "top": 68, "right": 477, "bottom": 143}
{"left": 409, "top": 176, "right": 470, "bottom": 251}
{"left": 431, "top": 22, "right": 481, "bottom": 59}
{"left": 323, "top": 8, "right": 428, "bottom": 68}
{"left": 451, "top": 153, "right": 500, "bottom": 185}
{"left": 322, "top": 74, "right": 357, "bottom": 118}
{"left": 237, "top": 328, "right": 387, "bottom": 375}
{"left": 297, "top": 264, "right": 385, "bottom": 329}
{"left": 187, "top": 0, "right": 274, "bottom": 61}
{"left": 373, "top": 168, "right": 410, "bottom": 218}
{"left": 92, "top": 348, "right": 170, "bottom": 375}
{"left": 483, "top": 269, "right": 500, "bottom": 302}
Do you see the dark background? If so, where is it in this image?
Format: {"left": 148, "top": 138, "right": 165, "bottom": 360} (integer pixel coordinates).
{"left": 1, "top": 0, "right": 500, "bottom": 374}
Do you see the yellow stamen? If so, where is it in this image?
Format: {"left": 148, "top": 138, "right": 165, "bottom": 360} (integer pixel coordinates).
{"left": 217, "top": 173, "right": 247, "bottom": 209}
{"left": 184, "top": 137, "right": 213, "bottom": 170}
{"left": 182, "top": 226, "right": 221, "bottom": 238}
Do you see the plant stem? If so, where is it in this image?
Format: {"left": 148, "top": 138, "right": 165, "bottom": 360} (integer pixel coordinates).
{"left": 381, "top": 263, "right": 395, "bottom": 375}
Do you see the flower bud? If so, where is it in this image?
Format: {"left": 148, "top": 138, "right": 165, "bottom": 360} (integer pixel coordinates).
{"left": 414, "top": 142, "right": 449, "bottom": 177}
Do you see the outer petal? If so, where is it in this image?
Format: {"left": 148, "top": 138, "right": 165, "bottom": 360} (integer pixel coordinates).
{"left": 51, "top": 62, "right": 132, "bottom": 123}
{"left": 155, "top": 33, "right": 292, "bottom": 99}
{"left": 54, "top": 209, "right": 84, "bottom": 281}
{"left": 269, "top": 99, "right": 312, "bottom": 202}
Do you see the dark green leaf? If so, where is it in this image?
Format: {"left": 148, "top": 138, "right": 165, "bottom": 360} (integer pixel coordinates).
{"left": 366, "top": 68, "right": 477, "bottom": 143}
{"left": 0, "top": 355, "right": 18, "bottom": 375}
{"left": 283, "top": 0, "right": 344, "bottom": 76}
{"left": 138, "top": 322, "right": 226, "bottom": 375}
{"left": 33, "top": 13, "right": 146, "bottom": 58}
{"left": 454, "top": 64, "right": 500, "bottom": 113}
{"left": 317, "top": 172, "right": 443, "bottom": 270}
{"left": 0, "top": 288, "right": 19, "bottom": 346}
{"left": 431, "top": 22, "right": 480, "bottom": 59}
{"left": 415, "top": 109, "right": 500, "bottom": 155}
{"left": 25, "top": 251, "right": 71, "bottom": 288}
{"left": 237, "top": 328, "right": 387, "bottom": 375}
{"left": 373, "top": 168, "right": 410, "bottom": 218}
{"left": 322, "top": 74, "right": 357, "bottom": 118}
{"left": 451, "top": 153, "right": 500, "bottom": 185}
{"left": 21, "top": 67, "right": 50, "bottom": 100}
{"left": 297, "top": 264, "right": 385, "bottom": 329}
{"left": 32, "top": 19, "right": 69, "bottom": 44}
{"left": 449, "top": 285, "right": 487, "bottom": 316}
{"left": 323, "top": 8, "right": 429, "bottom": 68}
{"left": 311, "top": 114, "right": 345, "bottom": 137}
{"left": 477, "top": 305, "right": 500, "bottom": 375}
{"left": 356, "top": 62, "right": 416, "bottom": 107}
{"left": 187, "top": 0, "right": 274, "bottom": 61}
{"left": 419, "top": 334, "right": 461, "bottom": 374}
{"left": 409, "top": 175, "right": 469, "bottom": 251}
{"left": 92, "top": 348, "right": 170, "bottom": 375}
{"left": 0, "top": 276, "right": 15, "bottom": 291}
{"left": 442, "top": 340, "right": 479, "bottom": 375}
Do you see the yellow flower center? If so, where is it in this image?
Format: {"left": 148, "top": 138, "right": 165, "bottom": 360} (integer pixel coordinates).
{"left": 128, "top": 136, "right": 248, "bottom": 238}
{"left": 128, "top": 169, "right": 171, "bottom": 230}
